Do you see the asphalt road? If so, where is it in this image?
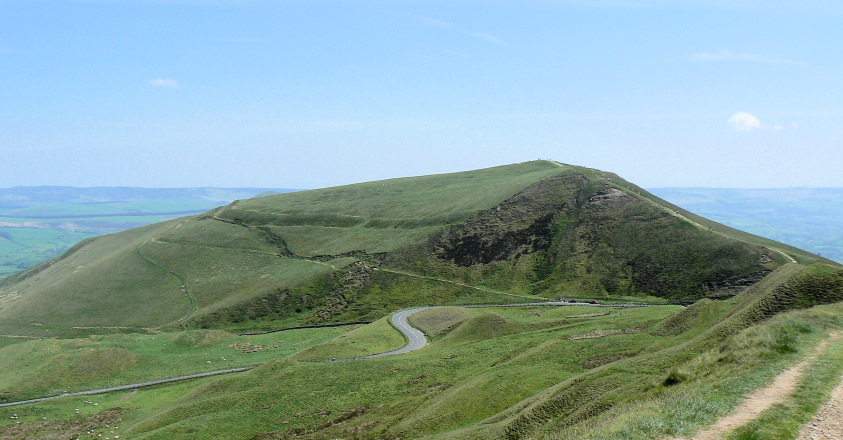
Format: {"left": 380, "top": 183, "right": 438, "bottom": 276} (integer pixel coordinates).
{"left": 351, "top": 307, "right": 433, "bottom": 360}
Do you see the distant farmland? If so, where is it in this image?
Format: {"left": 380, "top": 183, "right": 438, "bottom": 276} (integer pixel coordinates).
{"left": 0, "top": 187, "right": 295, "bottom": 278}
{"left": 651, "top": 188, "right": 843, "bottom": 264}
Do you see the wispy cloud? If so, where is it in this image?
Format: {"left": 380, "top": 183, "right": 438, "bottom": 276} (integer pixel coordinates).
{"left": 691, "top": 49, "right": 806, "bottom": 66}
{"left": 409, "top": 14, "right": 511, "bottom": 47}
{"left": 148, "top": 78, "right": 180, "bottom": 89}
{"left": 214, "top": 37, "right": 266, "bottom": 43}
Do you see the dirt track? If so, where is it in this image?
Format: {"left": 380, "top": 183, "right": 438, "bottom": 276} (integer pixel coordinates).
{"left": 672, "top": 331, "right": 842, "bottom": 440}
{"left": 797, "top": 375, "right": 843, "bottom": 440}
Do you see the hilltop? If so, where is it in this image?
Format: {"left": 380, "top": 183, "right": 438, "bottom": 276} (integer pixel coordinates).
{"left": 1, "top": 161, "right": 843, "bottom": 440}
{"left": 1, "top": 161, "right": 829, "bottom": 338}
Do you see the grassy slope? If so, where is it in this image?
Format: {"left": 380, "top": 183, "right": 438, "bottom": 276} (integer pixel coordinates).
{"left": 0, "top": 304, "right": 681, "bottom": 439}
{"left": 2, "top": 160, "right": 827, "bottom": 338}
{"left": 0, "top": 220, "right": 189, "bottom": 335}
{"left": 0, "top": 162, "right": 565, "bottom": 336}
{"left": 603, "top": 175, "right": 833, "bottom": 266}
{"left": 0, "top": 327, "right": 348, "bottom": 404}
{"left": 429, "top": 263, "right": 843, "bottom": 440}
{"left": 387, "top": 166, "right": 785, "bottom": 300}
{"left": 213, "top": 161, "right": 566, "bottom": 257}
{"left": 291, "top": 317, "right": 405, "bottom": 361}
{"left": 0, "top": 188, "right": 286, "bottom": 280}
{"left": 0, "top": 264, "right": 840, "bottom": 440}
{"left": 650, "top": 187, "right": 843, "bottom": 264}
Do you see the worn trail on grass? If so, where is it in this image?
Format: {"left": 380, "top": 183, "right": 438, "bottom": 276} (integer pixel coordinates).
{"left": 672, "top": 331, "right": 842, "bottom": 440}
{"left": 797, "top": 371, "right": 843, "bottom": 439}
{"left": 135, "top": 219, "right": 197, "bottom": 328}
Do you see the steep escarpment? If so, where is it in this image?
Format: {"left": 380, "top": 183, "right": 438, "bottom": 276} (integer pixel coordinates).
{"left": 392, "top": 172, "right": 778, "bottom": 300}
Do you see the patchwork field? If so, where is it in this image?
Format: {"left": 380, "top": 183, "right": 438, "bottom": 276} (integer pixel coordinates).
{"left": 0, "top": 187, "right": 291, "bottom": 279}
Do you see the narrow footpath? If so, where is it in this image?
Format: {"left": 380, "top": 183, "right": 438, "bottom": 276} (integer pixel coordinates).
{"left": 671, "top": 331, "right": 842, "bottom": 440}
{"left": 797, "top": 375, "right": 843, "bottom": 439}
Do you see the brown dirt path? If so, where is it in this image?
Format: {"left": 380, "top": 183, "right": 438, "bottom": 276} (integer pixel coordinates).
{"left": 797, "top": 376, "right": 843, "bottom": 440}
{"left": 672, "top": 331, "right": 842, "bottom": 440}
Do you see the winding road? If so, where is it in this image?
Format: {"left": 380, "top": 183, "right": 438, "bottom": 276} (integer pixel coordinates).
{"left": 0, "top": 301, "right": 647, "bottom": 407}
{"left": 353, "top": 307, "right": 434, "bottom": 359}
{"left": 337, "top": 301, "right": 649, "bottom": 361}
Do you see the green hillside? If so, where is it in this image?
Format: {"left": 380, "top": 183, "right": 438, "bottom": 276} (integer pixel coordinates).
{"left": 1, "top": 161, "right": 829, "bottom": 338}
{"left": 1, "top": 161, "right": 843, "bottom": 439}
{"left": 0, "top": 186, "right": 291, "bottom": 279}
{"left": 2, "top": 263, "right": 840, "bottom": 440}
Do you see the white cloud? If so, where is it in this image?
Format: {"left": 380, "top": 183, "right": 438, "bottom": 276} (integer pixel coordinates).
{"left": 148, "top": 78, "right": 180, "bottom": 88}
{"left": 691, "top": 49, "right": 806, "bottom": 66}
{"left": 728, "top": 112, "right": 762, "bottom": 132}
{"left": 409, "top": 14, "right": 511, "bottom": 47}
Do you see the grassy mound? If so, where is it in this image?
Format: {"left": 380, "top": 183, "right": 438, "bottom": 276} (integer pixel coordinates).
{"left": 429, "top": 264, "right": 843, "bottom": 440}
{"left": 291, "top": 318, "right": 405, "bottom": 361}
{"left": 1, "top": 160, "right": 829, "bottom": 339}
{"left": 409, "top": 307, "right": 480, "bottom": 340}
{"left": 439, "top": 311, "right": 525, "bottom": 344}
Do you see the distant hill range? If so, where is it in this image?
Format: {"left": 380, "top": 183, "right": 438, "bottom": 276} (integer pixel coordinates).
{"left": 0, "top": 186, "right": 296, "bottom": 207}
{"left": 0, "top": 187, "right": 296, "bottom": 278}
{"left": 1, "top": 161, "right": 835, "bottom": 338}
{"left": 650, "top": 188, "right": 843, "bottom": 264}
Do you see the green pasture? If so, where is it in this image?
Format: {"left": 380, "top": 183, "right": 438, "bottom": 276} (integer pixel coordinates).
{"left": 1, "top": 260, "right": 842, "bottom": 440}
{"left": 0, "top": 326, "right": 349, "bottom": 403}
{"left": 0, "top": 227, "right": 95, "bottom": 278}
{"left": 0, "top": 303, "right": 681, "bottom": 439}
{"left": 292, "top": 317, "right": 406, "bottom": 361}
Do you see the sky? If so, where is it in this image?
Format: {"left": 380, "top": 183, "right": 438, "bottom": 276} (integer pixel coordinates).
{"left": 1, "top": 0, "right": 841, "bottom": 189}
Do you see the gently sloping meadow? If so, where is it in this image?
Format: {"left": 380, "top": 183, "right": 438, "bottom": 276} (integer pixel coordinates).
{"left": 0, "top": 263, "right": 841, "bottom": 439}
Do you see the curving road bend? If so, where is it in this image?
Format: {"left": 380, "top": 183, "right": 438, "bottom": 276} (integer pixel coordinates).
{"left": 345, "top": 301, "right": 650, "bottom": 361}
{"left": 0, "top": 302, "right": 650, "bottom": 406}
{"left": 349, "top": 307, "right": 433, "bottom": 360}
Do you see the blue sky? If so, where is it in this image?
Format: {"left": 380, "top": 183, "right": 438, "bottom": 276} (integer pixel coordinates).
{"left": 1, "top": 1, "right": 841, "bottom": 189}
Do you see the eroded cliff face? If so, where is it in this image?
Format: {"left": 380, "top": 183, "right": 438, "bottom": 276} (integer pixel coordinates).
{"left": 430, "top": 174, "right": 586, "bottom": 266}
{"left": 415, "top": 174, "right": 774, "bottom": 299}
